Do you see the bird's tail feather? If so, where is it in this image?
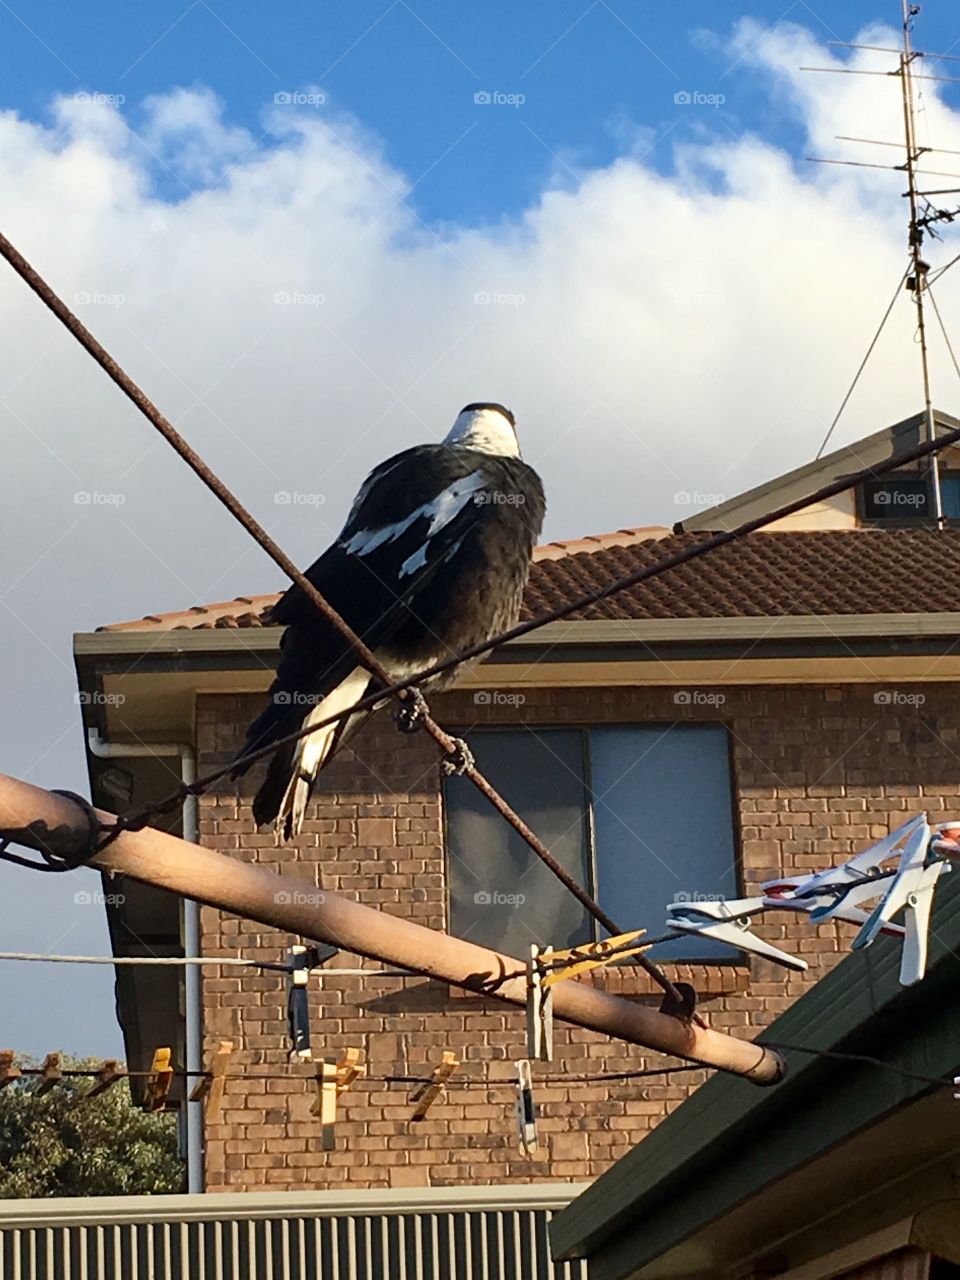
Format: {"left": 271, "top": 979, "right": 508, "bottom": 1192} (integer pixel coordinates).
{"left": 252, "top": 736, "right": 297, "bottom": 830}
{"left": 254, "top": 667, "right": 373, "bottom": 840}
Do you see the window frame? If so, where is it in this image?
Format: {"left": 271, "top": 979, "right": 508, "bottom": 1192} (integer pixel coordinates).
{"left": 441, "top": 718, "right": 745, "bottom": 962}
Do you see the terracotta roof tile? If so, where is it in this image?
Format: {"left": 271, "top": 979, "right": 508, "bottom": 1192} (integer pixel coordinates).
{"left": 95, "top": 528, "right": 960, "bottom": 634}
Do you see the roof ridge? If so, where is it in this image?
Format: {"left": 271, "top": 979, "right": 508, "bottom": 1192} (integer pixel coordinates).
{"left": 532, "top": 526, "right": 669, "bottom": 561}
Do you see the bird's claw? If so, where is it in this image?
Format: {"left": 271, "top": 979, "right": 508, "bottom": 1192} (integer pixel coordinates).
{"left": 395, "top": 687, "right": 429, "bottom": 734}
{"left": 441, "top": 737, "right": 475, "bottom": 777}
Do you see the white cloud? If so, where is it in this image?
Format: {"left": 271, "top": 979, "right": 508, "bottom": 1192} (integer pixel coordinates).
{"left": 3, "top": 19, "right": 960, "bottom": 1047}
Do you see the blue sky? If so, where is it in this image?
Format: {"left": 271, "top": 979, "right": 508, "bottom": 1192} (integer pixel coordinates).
{"left": 5, "top": 0, "right": 960, "bottom": 225}
{"left": 4, "top": 2, "right": 960, "bottom": 1056}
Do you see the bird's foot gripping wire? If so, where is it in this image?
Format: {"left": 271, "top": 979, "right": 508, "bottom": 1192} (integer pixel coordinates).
{"left": 395, "top": 688, "right": 429, "bottom": 735}
{"left": 441, "top": 738, "right": 475, "bottom": 778}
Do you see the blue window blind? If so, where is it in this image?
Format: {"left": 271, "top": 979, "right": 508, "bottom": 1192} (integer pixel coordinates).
{"left": 589, "top": 724, "right": 739, "bottom": 958}
{"left": 444, "top": 724, "right": 739, "bottom": 959}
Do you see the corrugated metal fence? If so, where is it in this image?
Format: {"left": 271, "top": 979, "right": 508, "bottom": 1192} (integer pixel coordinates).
{"left": 0, "top": 1185, "right": 589, "bottom": 1280}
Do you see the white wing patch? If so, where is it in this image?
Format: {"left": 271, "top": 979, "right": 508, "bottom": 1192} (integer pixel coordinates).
{"left": 341, "top": 470, "right": 487, "bottom": 569}
{"left": 399, "top": 544, "right": 429, "bottom": 577}
{"left": 341, "top": 508, "right": 421, "bottom": 557}
{"left": 400, "top": 532, "right": 466, "bottom": 579}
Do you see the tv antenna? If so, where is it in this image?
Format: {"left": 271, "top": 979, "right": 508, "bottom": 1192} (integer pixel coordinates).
{"left": 804, "top": 2, "right": 960, "bottom": 518}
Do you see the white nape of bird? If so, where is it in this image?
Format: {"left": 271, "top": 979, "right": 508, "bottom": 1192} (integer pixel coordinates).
{"left": 233, "top": 403, "right": 545, "bottom": 841}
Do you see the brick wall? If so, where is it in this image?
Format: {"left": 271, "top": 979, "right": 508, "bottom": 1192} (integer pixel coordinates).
{"left": 197, "top": 681, "right": 958, "bottom": 1190}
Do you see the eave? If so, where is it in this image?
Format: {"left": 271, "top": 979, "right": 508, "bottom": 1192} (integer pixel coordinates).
{"left": 73, "top": 613, "right": 960, "bottom": 746}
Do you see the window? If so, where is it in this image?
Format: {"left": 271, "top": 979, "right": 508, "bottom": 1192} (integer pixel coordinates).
{"left": 444, "top": 724, "right": 739, "bottom": 960}
{"left": 860, "top": 475, "right": 930, "bottom": 521}
{"left": 859, "top": 472, "right": 960, "bottom": 522}
{"left": 941, "top": 474, "right": 960, "bottom": 519}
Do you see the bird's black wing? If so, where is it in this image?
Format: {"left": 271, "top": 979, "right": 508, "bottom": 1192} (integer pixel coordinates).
{"left": 270, "top": 444, "right": 506, "bottom": 639}
{"left": 237, "top": 445, "right": 518, "bottom": 765}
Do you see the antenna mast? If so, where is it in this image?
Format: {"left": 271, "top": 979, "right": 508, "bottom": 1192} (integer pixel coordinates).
{"left": 899, "top": 0, "right": 943, "bottom": 522}
{"left": 805, "top": 7, "right": 960, "bottom": 507}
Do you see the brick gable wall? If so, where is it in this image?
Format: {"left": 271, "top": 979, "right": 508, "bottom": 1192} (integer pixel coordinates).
{"left": 197, "top": 682, "right": 957, "bottom": 1190}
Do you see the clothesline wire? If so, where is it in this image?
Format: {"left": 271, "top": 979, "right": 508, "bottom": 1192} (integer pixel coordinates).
{"left": 3, "top": 1048, "right": 954, "bottom": 1092}
{"left": 0, "top": 230, "right": 695, "bottom": 1005}
{"left": 765, "top": 1041, "right": 957, "bottom": 1090}
{"left": 1, "top": 1062, "right": 703, "bottom": 1088}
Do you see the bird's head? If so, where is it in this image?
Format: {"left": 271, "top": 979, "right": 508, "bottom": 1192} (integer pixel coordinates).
{"left": 444, "top": 402, "right": 521, "bottom": 458}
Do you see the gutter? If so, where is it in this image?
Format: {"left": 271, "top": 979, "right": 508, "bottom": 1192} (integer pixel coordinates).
{"left": 74, "top": 612, "right": 960, "bottom": 657}
{"left": 86, "top": 730, "right": 203, "bottom": 1195}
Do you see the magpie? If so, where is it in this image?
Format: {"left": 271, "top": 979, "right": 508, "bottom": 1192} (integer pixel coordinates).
{"left": 235, "top": 403, "right": 545, "bottom": 840}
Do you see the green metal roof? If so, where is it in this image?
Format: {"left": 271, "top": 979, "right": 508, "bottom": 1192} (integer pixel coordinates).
{"left": 551, "top": 867, "right": 960, "bottom": 1279}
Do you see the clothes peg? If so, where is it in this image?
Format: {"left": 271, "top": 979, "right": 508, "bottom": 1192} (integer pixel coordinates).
{"left": 35, "top": 1052, "right": 62, "bottom": 1096}
{"left": 515, "top": 1059, "right": 538, "bottom": 1157}
{"left": 0, "top": 1051, "right": 20, "bottom": 1090}
{"left": 335, "top": 1047, "right": 365, "bottom": 1094}
{"left": 188, "top": 1040, "right": 234, "bottom": 1123}
{"left": 287, "top": 944, "right": 313, "bottom": 1062}
{"left": 86, "top": 1059, "right": 123, "bottom": 1099}
{"left": 666, "top": 898, "right": 808, "bottom": 972}
{"left": 309, "top": 1048, "right": 364, "bottom": 1149}
{"left": 851, "top": 830, "right": 950, "bottom": 985}
{"left": 761, "top": 814, "right": 949, "bottom": 985}
{"left": 143, "top": 1047, "right": 174, "bottom": 1112}
{"left": 763, "top": 821, "right": 923, "bottom": 938}
{"left": 540, "top": 931, "right": 649, "bottom": 987}
{"left": 526, "top": 945, "right": 554, "bottom": 1061}
{"left": 312, "top": 1059, "right": 339, "bottom": 1150}
{"left": 411, "top": 1051, "right": 459, "bottom": 1121}
{"left": 763, "top": 815, "right": 928, "bottom": 906}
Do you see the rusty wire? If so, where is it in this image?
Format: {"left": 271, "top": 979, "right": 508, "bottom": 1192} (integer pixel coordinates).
{"left": 11, "top": 232, "right": 960, "bottom": 1011}
{"left": 0, "top": 230, "right": 694, "bottom": 1003}
{"left": 7, "top": 227, "right": 960, "bottom": 1009}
